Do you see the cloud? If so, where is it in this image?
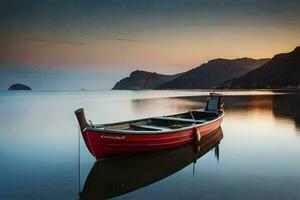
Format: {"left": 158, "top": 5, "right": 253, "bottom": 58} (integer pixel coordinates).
{"left": 27, "top": 38, "right": 87, "bottom": 46}
{"left": 101, "top": 37, "right": 142, "bottom": 42}
{"left": 27, "top": 37, "right": 142, "bottom": 47}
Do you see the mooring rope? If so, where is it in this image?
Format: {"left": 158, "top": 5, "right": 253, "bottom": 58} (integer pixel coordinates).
{"left": 190, "top": 110, "right": 201, "bottom": 177}
{"left": 193, "top": 162, "right": 195, "bottom": 177}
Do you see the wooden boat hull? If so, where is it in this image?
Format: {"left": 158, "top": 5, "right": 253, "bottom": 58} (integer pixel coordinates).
{"left": 82, "top": 116, "right": 223, "bottom": 159}
{"left": 80, "top": 127, "right": 223, "bottom": 199}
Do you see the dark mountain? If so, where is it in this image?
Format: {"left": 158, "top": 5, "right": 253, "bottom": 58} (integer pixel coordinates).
{"left": 156, "top": 58, "right": 269, "bottom": 89}
{"left": 112, "top": 70, "right": 182, "bottom": 90}
{"left": 219, "top": 47, "right": 300, "bottom": 89}
{"left": 8, "top": 83, "right": 32, "bottom": 90}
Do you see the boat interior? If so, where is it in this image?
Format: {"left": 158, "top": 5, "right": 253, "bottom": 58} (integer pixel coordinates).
{"left": 96, "top": 110, "right": 223, "bottom": 132}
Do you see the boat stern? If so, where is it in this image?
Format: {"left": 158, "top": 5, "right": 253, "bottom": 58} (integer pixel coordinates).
{"left": 75, "top": 108, "right": 89, "bottom": 132}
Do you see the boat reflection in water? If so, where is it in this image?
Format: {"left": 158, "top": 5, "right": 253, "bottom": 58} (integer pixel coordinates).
{"left": 80, "top": 127, "right": 223, "bottom": 199}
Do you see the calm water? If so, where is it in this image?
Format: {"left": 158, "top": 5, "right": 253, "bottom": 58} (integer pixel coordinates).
{"left": 0, "top": 90, "right": 299, "bottom": 200}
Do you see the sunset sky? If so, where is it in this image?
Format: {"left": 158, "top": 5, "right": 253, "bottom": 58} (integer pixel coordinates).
{"left": 0, "top": 0, "right": 300, "bottom": 89}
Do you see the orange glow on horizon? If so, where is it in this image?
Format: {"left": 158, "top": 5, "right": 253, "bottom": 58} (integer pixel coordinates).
{"left": 1, "top": 25, "right": 299, "bottom": 73}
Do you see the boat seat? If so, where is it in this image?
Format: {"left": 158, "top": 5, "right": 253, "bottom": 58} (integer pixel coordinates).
{"left": 152, "top": 116, "right": 206, "bottom": 123}
{"left": 130, "top": 123, "right": 170, "bottom": 131}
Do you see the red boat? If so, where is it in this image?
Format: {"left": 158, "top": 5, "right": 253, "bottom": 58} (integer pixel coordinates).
{"left": 75, "top": 93, "right": 224, "bottom": 159}
{"left": 80, "top": 127, "right": 223, "bottom": 199}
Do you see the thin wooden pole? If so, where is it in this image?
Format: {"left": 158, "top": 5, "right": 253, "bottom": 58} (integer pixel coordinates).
{"left": 78, "top": 125, "right": 81, "bottom": 197}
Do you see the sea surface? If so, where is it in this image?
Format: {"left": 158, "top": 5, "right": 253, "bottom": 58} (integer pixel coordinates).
{"left": 0, "top": 90, "right": 299, "bottom": 200}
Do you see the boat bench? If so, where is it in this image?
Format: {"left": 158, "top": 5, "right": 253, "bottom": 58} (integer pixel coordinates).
{"left": 152, "top": 117, "right": 206, "bottom": 124}
{"left": 130, "top": 123, "right": 170, "bottom": 131}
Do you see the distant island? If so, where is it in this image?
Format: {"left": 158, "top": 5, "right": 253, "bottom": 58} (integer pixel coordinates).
{"left": 8, "top": 83, "right": 32, "bottom": 90}
{"left": 113, "top": 46, "right": 300, "bottom": 90}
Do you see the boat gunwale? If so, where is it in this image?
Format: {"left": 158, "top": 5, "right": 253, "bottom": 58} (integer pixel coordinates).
{"left": 86, "top": 110, "right": 224, "bottom": 135}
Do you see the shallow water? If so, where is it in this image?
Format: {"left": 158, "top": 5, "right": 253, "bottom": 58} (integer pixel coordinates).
{"left": 0, "top": 90, "right": 299, "bottom": 199}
